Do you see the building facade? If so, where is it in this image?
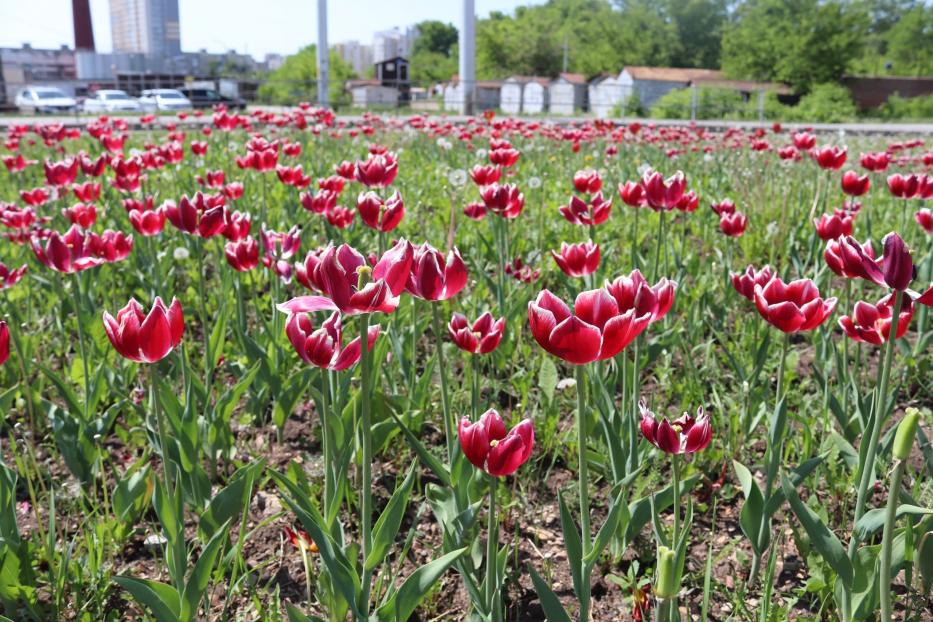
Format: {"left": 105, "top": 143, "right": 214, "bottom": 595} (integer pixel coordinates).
{"left": 109, "top": 0, "right": 181, "bottom": 57}
{"left": 372, "top": 27, "right": 417, "bottom": 64}
{"left": 334, "top": 41, "right": 374, "bottom": 77}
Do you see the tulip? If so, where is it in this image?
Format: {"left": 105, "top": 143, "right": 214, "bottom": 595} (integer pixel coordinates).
{"left": 284, "top": 310, "right": 379, "bottom": 370}
{"left": 825, "top": 236, "right": 883, "bottom": 283}
{"left": 480, "top": 183, "right": 525, "bottom": 219}
{"left": 165, "top": 194, "right": 226, "bottom": 237}
{"left": 458, "top": 410, "right": 534, "bottom": 476}
{"left": 448, "top": 312, "right": 505, "bottom": 355}
{"left": 72, "top": 182, "right": 102, "bottom": 203}
{"left": 326, "top": 204, "right": 355, "bottom": 229}
{"left": 642, "top": 170, "right": 686, "bottom": 211}
{"left": 916, "top": 208, "right": 933, "bottom": 234}
{"left": 317, "top": 175, "right": 345, "bottom": 193}
{"left": 753, "top": 277, "right": 837, "bottom": 333}
{"left": 2, "top": 154, "right": 35, "bottom": 173}
{"left": 469, "top": 165, "right": 501, "bottom": 186}
{"left": 334, "top": 160, "right": 356, "bottom": 180}
{"left": 278, "top": 239, "right": 413, "bottom": 316}
{"left": 300, "top": 189, "right": 337, "bottom": 214}
{"left": 573, "top": 169, "right": 602, "bottom": 194}
{"left": 552, "top": 241, "right": 600, "bottom": 277}
{"left": 128, "top": 205, "right": 167, "bottom": 236}
{"left": 860, "top": 151, "right": 889, "bottom": 172}
{"left": 261, "top": 225, "right": 301, "bottom": 282}
{"left": 731, "top": 265, "right": 774, "bottom": 301}
{"left": 792, "top": 131, "right": 816, "bottom": 150}
{"left": 505, "top": 257, "right": 540, "bottom": 284}
{"left": 223, "top": 182, "right": 244, "bottom": 201}
{"left": 811, "top": 145, "right": 847, "bottom": 170}
{"left": 639, "top": 402, "right": 711, "bottom": 455}
{"left": 20, "top": 188, "right": 50, "bottom": 207}
{"left": 90, "top": 230, "right": 133, "bottom": 263}
{"left": 31, "top": 225, "right": 104, "bottom": 273}
{"left": 841, "top": 170, "right": 870, "bottom": 196}
{"left": 528, "top": 288, "right": 651, "bottom": 365}
{"left": 44, "top": 158, "right": 78, "bottom": 186}
{"left": 0, "top": 262, "right": 27, "bottom": 290}
{"left": 102, "top": 297, "right": 184, "bottom": 363}
{"left": 839, "top": 294, "right": 914, "bottom": 345}
{"left": 222, "top": 210, "right": 252, "bottom": 242}
{"left": 0, "top": 321, "right": 8, "bottom": 365}
{"left": 488, "top": 147, "right": 520, "bottom": 168}
{"left": 558, "top": 193, "right": 611, "bottom": 226}
{"left": 778, "top": 145, "right": 799, "bottom": 161}
{"left": 463, "top": 202, "right": 487, "bottom": 221}
{"left": 887, "top": 173, "right": 920, "bottom": 199}
{"left": 813, "top": 211, "right": 853, "bottom": 241}
{"left": 719, "top": 212, "right": 748, "bottom": 237}
{"left": 357, "top": 190, "right": 405, "bottom": 232}
{"left": 674, "top": 190, "right": 698, "bottom": 212}
{"left": 710, "top": 199, "right": 736, "bottom": 216}
{"left": 880, "top": 232, "right": 914, "bottom": 291}
{"left": 225, "top": 236, "right": 260, "bottom": 272}
{"left": 355, "top": 152, "right": 398, "bottom": 187}
{"left": 618, "top": 181, "right": 646, "bottom": 207}
{"left": 63, "top": 203, "right": 98, "bottom": 229}
{"left": 406, "top": 243, "right": 468, "bottom": 301}
{"left": 606, "top": 269, "right": 677, "bottom": 323}
{"left": 0, "top": 205, "right": 36, "bottom": 230}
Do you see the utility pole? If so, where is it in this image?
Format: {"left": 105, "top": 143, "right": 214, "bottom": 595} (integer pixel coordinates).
{"left": 459, "top": 0, "right": 475, "bottom": 115}
{"left": 562, "top": 34, "right": 568, "bottom": 73}
{"left": 317, "top": 0, "right": 329, "bottom": 108}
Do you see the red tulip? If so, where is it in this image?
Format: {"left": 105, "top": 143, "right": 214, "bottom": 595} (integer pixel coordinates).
{"left": 284, "top": 310, "right": 379, "bottom": 370}
{"left": 2, "top": 154, "right": 36, "bottom": 173}
{"left": 792, "top": 131, "right": 816, "bottom": 150}
{"left": 128, "top": 205, "right": 167, "bottom": 236}
{"left": 20, "top": 188, "right": 50, "bottom": 207}
{"left": 710, "top": 199, "right": 736, "bottom": 216}
{"left": 559, "top": 193, "right": 612, "bottom": 226}
{"left": 778, "top": 146, "right": 799, "bottom": 161}
{"left": 916, "top": 208, "right": 933, "bottom": 234}
{"left": 887, "top": 173, "right": 920, "bottom": 199}
{"left": 355, "top": 152, "right": 398, "bottom": 188}
{"left": 223, "top": 182, "right": 244, "bottom": 201}
{"left": 839, "top": 294, "right": 914, "bottom": 345}
{"left": 190, "top": 141, "right": 208, "bottom": 156}
{"left": 261, "top": 225, "right": 301, "bottom": 282}
{"left": 326, "top": 204, "right": 355, "bottom": 229}
{"left": 825, "top": 236, "right": 882, "bottom": 284}
{"left": 406, "top": 243, "right": 468, "bottom": 301}
{"left": 165, "top": 193, "right": 226, "bottom": 237}
{"left": 0, "top": 205, "right": 37, "bottom": 229}
{"left": 90, "top": 229, "right": 133, "bottom": 263}
{"left": 448, "top": 312, "right": 505, "bottom": 355}
{"left": 469, "top": 165, "right": 501, "bottom": 186}
{"left": 463, "top": 202, "right": 487, "bottom": 221}
{"left": 102, "top": 297, "right": 184, "bottom": 363}
{"left": 505, "top": 257, "right": 540, "bottom": 283}
{"left": 72, "top": 182, "right": 102, "bottom": 203}
{"left": 642, "top": 170, "right": 686, "bottom": 211}
{"left": 357, "top": 190, "right": 405, "bottom": 232}
{"left": 674, "top": 190, "right": 698, "bottom": 212}
{"left": 318, "top": 175, "right": 345, "bottom": 193}
{"left": 335, "top": 160, "right": 356, "bottom": 180}
{"left": 881, "top": 232, "right": 914, "bottom": 291}
{"left": 811, "top": 145, "right": 847, "bottom": 170}
{"left": 639, "top": 402, "right": 711, "bottom": 455}
{"left": 44, "top": 158, "right": 78, "bottom": 186}
{"left": 528, "top": 288, "right": 651, "bottom": 365}
{"left": 0, "top": 321, "right": 8, "bottom": 365}
{"left": 301, "top": 189, "right": 337, "bottom": 215}
{"left": 278, "top": 239, "right": 414, "bottom": 316}
{"left": 841, "top": 171, "right": 870, "bottom": 196}
{"left": 0, "top": 262, "right": 27, "bottom": 290}
{"left": 731, "top": 265, "right": 774, "bottom": 301}
{"left": 719, "top": 212, "right": 748, "bottom": 237}
{"left": 573, "top": 169, "right": 602, "bottom": 194}
{"left": 606, "top": 270, "right": 677, "bottom": 323}
{"left": 222, "top": 210, "right": 252, "bottom": 242}
{"left": 225, "top": 236, "right": 260, "bottom": 271}
{"left": 551, "top": 241, "right": 600, "bottom": 277}
{"left": 618, "top": 181, "right": 646, "bottom": 208}
{"left": 480, "top": 183, "right": 524, "bottom": 219}
{"left": 62, "top": 203, "right": 98, "bottom": 229}
{"left": 754, "top": 277, "right": 837, "bottom": 333}
{"left": 813, "top": 212, "right": 853, "bottom": 241}
{"left": 459, "top": 410, "right": 533, "bottom": 476}
{"left": 488, "top": 147, "right": 520, "bottom": 168}
{"left": 859, "top": 152, "right": 889, "bottom": 172}
{"left": 31, "top": 225, "right": 104, "bottom": 273}
{"left": 80, "top": 153, "right": 109, "bottom": 176}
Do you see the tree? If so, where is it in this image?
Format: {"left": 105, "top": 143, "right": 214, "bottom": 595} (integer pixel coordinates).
{"left": 884, "top": 5, "right": 933, "bottom": 76}
{"left": 659, "top": 0, "right": 728, "bottom": 68}
{"left": 410, "top": 21, "right": 459, "bottom": 84}
{"left": 721, "top": 0, "right": 869, "bottom": 91}
{"left": 257, "top": 46, "right": 355, "bottom": 105}
{"left": 413, "top": 21, "right": 458, "bottom": 56}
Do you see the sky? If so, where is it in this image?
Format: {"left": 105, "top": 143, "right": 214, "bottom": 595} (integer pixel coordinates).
{"left": 0, "top": 0, "right": 542, "bottom": 58}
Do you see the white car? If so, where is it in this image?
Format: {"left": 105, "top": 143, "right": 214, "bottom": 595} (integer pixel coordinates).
{"left": 15, "top": 86, "right": 78, "bottom": 114}
{"left": 137, "top": 89, "right": 192, "bottom": 113}
{"left": 82, "top": 89, "right": 141, "bottom": 113}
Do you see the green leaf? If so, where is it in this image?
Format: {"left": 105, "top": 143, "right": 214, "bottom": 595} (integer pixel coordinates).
{"left": 585, "top": 487, "right": 628, "bottom": 566}
{"left": 112, "top": 462, "right": 152, "bottom": 525}
{"left": 285, "top": 603, "right": 325, "bottom": 622}
{"left": 733, "top": 460, "right": 767, "bottom": 555}
{"left": 387, "top": 410, "right": 451, "bottom": 487}
{"left": 114, "top": 576, "right": 181, "bottom": 622}
{"left": 180, "top": 521, "right": 230, "bottom": 621}
{"left": 854, "top": 505, "right": 933, "bottom": 543}
{"left": 557, "top": 491, "right": 583, "bottom": 599}
{"left": 198, "top": 460, "right": 263, "bottom": 542}
{"left": 538, "top": 356, "right": 558, "bottom": 404}
{"left": 527, "top": 565, "right": 572, "bottom": 622}
{"left": 366, "top": 463, "right": 416, "bottom": 571}
{"left": 374, "top": 548, "right": 466, "bottom": 622}
{"left": 917, "top": 530, "right": 933, "bottom": 590}
{"left": 781, "top": 475, "right": 853, "bottom": 586}
{"left": 764, "top": 456, "right": 824, "bottom": 516}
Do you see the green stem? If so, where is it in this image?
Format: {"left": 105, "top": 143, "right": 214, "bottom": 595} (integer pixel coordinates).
{"left": 471, "top": 355, "right": 480, "bottom": 421}
{"left": 671, "top": 454, "right": 681, "bottom": 546}
{"left": 848, "top": 289, "right": 903, "bottom": 559}
{"left": 196, "top": 237, "right": 213, "bottom": 399}
{"left": 149, "top": 365, "right": 174, "bottom": 498}
{"left": 879, "top": 458, "right": 906, "bottom": 621}
{"left": 776, "top": 332, "right": 790, "bottom": 404}
{"left": 653, "top": 210, "right": 666, "bottom": 282}
{"left": 486, "top": 476, "right": 499, "bottom": 621}
{"left": 71, "top": 273, "right": 90, "bottom": 422}
{"left": 575, "top": 364, "right": 591, "bottom": 621}
{"left": 321, "top": 369, "right": 335, "bottom": 523}
{"left": 359, "top": 312, "right": 374, "bottom": 615}
{"left": 431, "top": 302, "right": 455, "bottom": 464}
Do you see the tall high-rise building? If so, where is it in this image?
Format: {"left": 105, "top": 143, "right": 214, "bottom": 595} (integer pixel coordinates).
{"left": 372, "top": 27, "right": 418, "bottom": 63}
{"left": 109, "top": 0, "right": 181, "bottom": 57}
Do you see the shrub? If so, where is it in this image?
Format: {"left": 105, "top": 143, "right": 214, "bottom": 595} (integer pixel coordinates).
{"left": 785, "top": 83, "right": 858, "bottom": 123}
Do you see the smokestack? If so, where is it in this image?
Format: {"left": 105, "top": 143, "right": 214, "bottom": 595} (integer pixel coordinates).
{"left": 72, "top": 0, "right": 95, "bottom": 51}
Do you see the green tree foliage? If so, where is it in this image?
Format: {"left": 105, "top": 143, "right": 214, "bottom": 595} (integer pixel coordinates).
{"left": 257, "top": 45, "right": 355, "bottom": 105}
{"left": 884, "top": 5, "right": 933, "bottom": 76}
{"left": 410, "top": 21, "right": 459, "bottom": 84}
{"left": 721, "top": 0, "right": 869, "bottom": 91}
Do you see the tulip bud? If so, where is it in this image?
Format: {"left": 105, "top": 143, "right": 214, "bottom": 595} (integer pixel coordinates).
{"left": 655, "top": 545, "right": 678, "bottom": 599}
{"left": 881, "top": 233, "right": 914, "bottom": 291}
{"left": 893, "top": 408, "right": 921, "bottom": 461}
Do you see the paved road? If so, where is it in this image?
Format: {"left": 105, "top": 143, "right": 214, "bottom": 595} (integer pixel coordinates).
{"left": 1, "top": 109, "right": 931, "bottom": 135}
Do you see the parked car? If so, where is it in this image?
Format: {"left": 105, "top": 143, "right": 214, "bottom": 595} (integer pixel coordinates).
{"left": 82, "top": 89, "right": 142, "bottom": 113}
{"left": 137, "top": 89, "right": 192, "bottom": 113}
{"left": 15, "top": 86, "right": 78, "bottom": 114}
{"left": 177, "top": 87, "right": 246, "bottom": 110}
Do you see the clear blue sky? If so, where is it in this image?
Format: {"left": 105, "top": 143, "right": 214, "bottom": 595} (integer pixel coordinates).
{"left": 0, "top": 0, "right": 541, "bottom": 57}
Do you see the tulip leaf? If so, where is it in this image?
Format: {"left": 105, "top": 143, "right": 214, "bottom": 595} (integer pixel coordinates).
{"left": 733, "top": 460, "right": 767, "bottom": 555}
{"left": 285, "top": 604, "right": 325, "bottom": 622}
{"left": 373, "top": 548, "right": 466, "bottom": 622}
{"left": 918, "top": 530, "right": 933, "bottom": 590}
{"left": 538, "top": 356, "right": 557, "bottom": 404}
{"left": 366, "top": 463, "right": 416, "bottom": 571}
{"left": 853, "top": 505, "right": 933, "bottom": 543}
{"left": 585, "top": 486, "right": 628, "bottom": 566}
{"left": 557, "top": 491, "right": 584, "bottom": 598}
{"left": 764, "top": 456, "right": 824, "bottom": 516}
{"left": 626, "top": 474, "right": 700, "bottom": 544}
{"left": 781, "top": 475, "right": 853, "bottom": 587}
{"left": 113, "top": 576, "right": 181, "bottom": 622}
{"left": 387, "top": 410, "right": 451, "bottom": 487}
{"left": 180, "top": 520, "right": 230, "bottom": 622}
{"left": 528, "top": 565, "right": 572, "bottom": 622}
{"left": 198, "top": 460, "right": 263, "bottom": 543}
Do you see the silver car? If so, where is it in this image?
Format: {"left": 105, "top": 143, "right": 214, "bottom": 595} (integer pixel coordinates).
{"left": 15, "top": 86, "right": 78, "bottom": 114}
{"left": 137, "top": 89, "right": 193, "bottom": 113}
{"left": 82, "top": 89, "right": 142, "bottom": 113}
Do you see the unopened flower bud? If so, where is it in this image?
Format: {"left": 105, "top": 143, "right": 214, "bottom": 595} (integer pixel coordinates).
{"left": 655, "top": 545, "right": 678, "bottom": 599}
{"left": 893, "top": 408, "right": 921, "bottom": 461}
